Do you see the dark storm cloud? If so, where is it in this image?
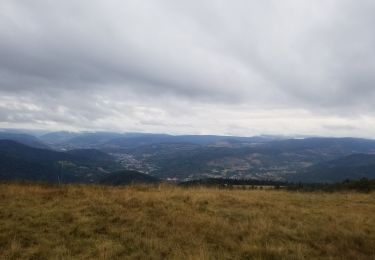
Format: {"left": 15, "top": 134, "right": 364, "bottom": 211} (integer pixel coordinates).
{"left": 0, "top": 0, "right": 375, "bottom": 136}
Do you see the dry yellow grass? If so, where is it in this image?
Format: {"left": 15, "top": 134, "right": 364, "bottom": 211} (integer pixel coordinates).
{"left": 0, "top": 184, "right": 374, "bottom": 259}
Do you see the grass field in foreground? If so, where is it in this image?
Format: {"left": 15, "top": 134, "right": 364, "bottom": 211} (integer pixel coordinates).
{"left": 0, "top": 184, "right": 374, "bottom": 259}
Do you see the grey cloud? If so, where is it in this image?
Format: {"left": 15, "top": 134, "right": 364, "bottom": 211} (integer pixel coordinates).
{"left": 0, "top": 0, "right": 375, "bottom": 136}
{"left": 323, "top": 124, "right": 357, "bottom": 131}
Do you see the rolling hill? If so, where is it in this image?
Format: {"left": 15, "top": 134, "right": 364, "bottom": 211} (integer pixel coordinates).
{"left": 66, "top": 149, "right": 115, "bottom": 163}
{"left": 114, "top": 137, "right": 375, "bottom": 181}
{"left": 0, "top": 153, "right": 57, "bottom": 182}
{"left": 3, "top": 129, "right": 375, "bottom": 183}
{"left": 0, "top": 140, "right": 122, "bottom": 183}
{"left": 291, "top": 153, "right": 375, "bottom": 183}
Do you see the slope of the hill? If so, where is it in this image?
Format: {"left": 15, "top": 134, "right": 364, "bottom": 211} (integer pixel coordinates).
{"left": 292, "top": 153, "right": 375, "bottom": 182}
{"left": 0, "top": 140, "right": 121, "bottom": 183}
{"left": 0, "top": 184, "right": 373, "bottom": 259}
{"left": 99, "top": 170, "right": 160, "bottom": 185}
{"left": 0, "top": 154, "right": 56, "bottom": 182}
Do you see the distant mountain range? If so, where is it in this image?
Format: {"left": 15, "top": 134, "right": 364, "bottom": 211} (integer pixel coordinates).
{"left": 38, "top": 131, "right": 283, "bottom": 150}
{"left": 0, "top": 132, "right": 49, "bottom": 149}
{"left": 40, "top": 131, "right": 125, "bottom": 149}
{"left": 0, "top": 129, "right": 375, "bottom": 183}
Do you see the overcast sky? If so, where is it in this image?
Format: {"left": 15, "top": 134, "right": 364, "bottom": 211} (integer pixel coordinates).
{"left": 0, "top": 0, "right": 375, "bottom": 137}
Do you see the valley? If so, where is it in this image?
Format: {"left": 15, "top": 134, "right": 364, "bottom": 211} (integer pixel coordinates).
{"left": 1, "top": 130, "right": 375, "bottom": 183}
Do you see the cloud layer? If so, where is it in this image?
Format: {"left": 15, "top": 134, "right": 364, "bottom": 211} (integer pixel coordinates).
{"left": 1, "top": 0, "right": 375, "bottom": 137}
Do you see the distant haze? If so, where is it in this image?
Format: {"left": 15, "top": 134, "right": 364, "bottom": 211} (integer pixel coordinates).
{"left": 0, "top": 1, "right": 375, "bottom": 137}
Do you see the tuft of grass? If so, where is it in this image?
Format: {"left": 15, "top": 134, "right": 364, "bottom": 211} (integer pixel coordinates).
{"left": 0, "top": 183, "right": 374, "bottom": 259}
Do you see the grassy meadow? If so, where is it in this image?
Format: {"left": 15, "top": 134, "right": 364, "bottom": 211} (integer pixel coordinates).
{"left": 0, "top": 183, "right": 374, "bottom": 259}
